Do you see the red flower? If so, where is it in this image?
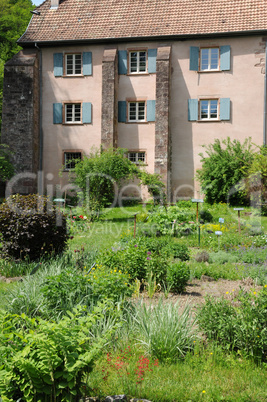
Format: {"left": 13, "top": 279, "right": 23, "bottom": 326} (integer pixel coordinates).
{"left": 79, "top": 215, "right": 84, "bottom": 219}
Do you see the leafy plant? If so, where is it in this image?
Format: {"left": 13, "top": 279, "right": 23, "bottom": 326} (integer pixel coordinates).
{"left": 166, "top": 261, "right": 190, "bottom": 293}
{"left": 0, "top": 304, "right": 116, "bottom": 401}
{"left": 0, "top": 143, "right": 14, "bottom": 181}
{"left": 0, "top": 194, "right": 68, "bottom": 260}
{"left": 139, "top": 171, "right": 166, "bottom": 204}
{"left": 197, "top": 287, "right": 267, "bottom": 362}
{"left": 196, "top": 137, "right": 254, "bottom": 205}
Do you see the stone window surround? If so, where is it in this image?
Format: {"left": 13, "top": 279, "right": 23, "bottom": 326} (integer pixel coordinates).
{"left": 127, "top": 150, "right": 147, "bottom": 165}
{"left": 63, "top": 101, "right": 82, "bottom": 124}
{"left": 128, "top": 48, "right": 148, "bottom": 75}
{"left": 126, "top": 97, "right": 148, "bottom": 123}
{"left": 62, "top": 149, "right": 83, "bottom": 171}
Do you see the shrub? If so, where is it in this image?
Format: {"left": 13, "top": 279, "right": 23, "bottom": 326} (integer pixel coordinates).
{"left": 0, "top": 144, "right": 14, "bottom": 182}
{"left": 209, "top": 250, "right": 239, "bottom": 264}
{"left": 0, "top": 304, "right": 116, "bottom": 401}
{"left": 86, "top": 263, "right": 134, "bottom": 303}
{"left": 0, "top": 194, "right": 68, "bottom": 260}
{"left": 196, "top": 137, "right": 254, "bottom": 205}
{"left": 166, "top": 261, "right": 190, "bottom": 293}
{"left": 169, "top": 243, "right": 190, "bottom": 261}
{"left": 197, "top": 287, "right": 267, "bottom": 362}
{"left": 199, "top": 209, "right": 213, "bottom": 223}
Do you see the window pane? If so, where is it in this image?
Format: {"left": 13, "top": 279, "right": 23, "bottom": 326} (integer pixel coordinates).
{"left": 138, "top": 152, "right": 145, "bottom": 162}
{"left": 210, "top": 100, "right": 218, "bottom": 118}
{"left": 201, "top": 49, "right": 209, "bottom": 70}
{"left": 130, "top": 52, "right": 137, "bottom": 73}
{"left": 66, "top": 55, "right": 73, "bottom": 74}
{"left": 66, "top": 104, "right": 73, "bottom": 121}
{"left": 138, "top": 102, "right": 145, "bottom": 120}
{"left": 74, "top": 104, "right": 81, "bottom": 121}
{"left": 139, "top": 51, "right": 146, "bottom": 72}
{"left": 74, "top": 54, "right": 82, "bottom": 74}
{"left": 201, "top": 100, "right": 208, "bottom": 119}
{"left": 210, "top": 48, "right": 219, "bottom": 69}
{"left": 129, "top": 102, "right": 137, "bottom": 120}
{"left": 128, "top": 152, "right": 136, "bottom": 162}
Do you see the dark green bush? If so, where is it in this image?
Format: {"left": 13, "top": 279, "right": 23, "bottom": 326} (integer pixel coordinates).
{"left": 166, "top": 261, "right": 190, "bottom": 293}
{"left": 199, "top": 209, "right": 213, "bottom": 223}
{"left": 0, "top": 194, "right": 68, "bottom": 260}
{"left": 169, "top": 243, "right": 190, "bottom": 261}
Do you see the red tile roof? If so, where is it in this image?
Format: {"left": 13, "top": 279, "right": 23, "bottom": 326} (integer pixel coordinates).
{"left": 19, "top": 0, "right": 267, "bottom": 44}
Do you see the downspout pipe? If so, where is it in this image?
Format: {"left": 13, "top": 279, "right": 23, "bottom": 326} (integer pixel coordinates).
{"left": 35, "top": 42, "right": 43, "bottom": 195}
{"left": 263, "top": 40, "right": 267, "bottom": 146}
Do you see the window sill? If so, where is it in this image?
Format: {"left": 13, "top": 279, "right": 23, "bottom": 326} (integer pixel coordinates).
{"left": 198, "top": 70, "right": 222, "bottom": 73}
{"left": 63, "top": 74, "right": 84, "bottom": 78}
{"left": 127, "top": 73, "right": 150, "bottom": 76}
{"left": 198, "top": 119, "right": 221, "bottom": 122}
{"left": 126, "top": 121, "right": 149, "bottom": 124}
{"left": 63, "top": 122, "right": 83, "bottom": 125}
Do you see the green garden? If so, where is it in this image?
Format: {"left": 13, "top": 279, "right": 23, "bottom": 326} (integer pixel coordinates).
{"left": 0, "top": 140, "right": 266, "bottom": 401}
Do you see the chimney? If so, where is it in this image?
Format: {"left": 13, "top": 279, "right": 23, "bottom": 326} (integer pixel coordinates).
{"left": 51, "top": 0, "right": 59, "bottom": 9}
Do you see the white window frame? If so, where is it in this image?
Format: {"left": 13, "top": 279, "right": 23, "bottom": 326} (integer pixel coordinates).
{"left": 128, "top": 101, "right": 146, "bottom": 122}
{"left": 200, "top": 99, "right": 219, "bottom": 121}
{"left": 64, "top": 151, "right": 82, "bottom": 171}
{"left": 64, "top": 103, "right": 81, "bottom": 124}
{"left": 200, "top": 48, "right": 219, "bottom": 71}
{"left": 65, "top": 53, "right": 82, "bottom": 75}
{"left": 127, "top": 151, "right": 146, "bottom": 164}
{"left": 129, "top": 51, "right": 147, "bottom": 74}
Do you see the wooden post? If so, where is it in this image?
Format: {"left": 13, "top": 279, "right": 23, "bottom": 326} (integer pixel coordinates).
{"left": 134, "top": 213, "right": 137, "bottom": 238}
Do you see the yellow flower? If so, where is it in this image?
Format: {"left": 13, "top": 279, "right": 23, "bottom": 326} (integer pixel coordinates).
{"left": 210, "top": 352, "right": 213, "bottom": 355}
{"left": 264, "top": 285, "right": 267, "bottom": 288}
{"left": 253, "top": 291, "right": 257, "bottom": 295}
{"left": 232, "top": 289, "right": 235, "bottom": 292}
{"left": 202, "top": 390, "right": 206, "bottom": 394}
{"left": 226, "top": 291, "right": 229, "bottom": 294}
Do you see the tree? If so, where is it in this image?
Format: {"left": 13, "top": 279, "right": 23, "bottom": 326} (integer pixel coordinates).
{"left": 196, "top": 137, "right": 254, "bottom": 205}
{"left": 71, "top": 147, "right": 165, "bottom": 218}
{"left": 244, "top": 146, "right": 267, "bottom": 215}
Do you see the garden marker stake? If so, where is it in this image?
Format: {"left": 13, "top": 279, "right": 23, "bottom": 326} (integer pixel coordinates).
{"left": 191, "top": 199, "right": 204, "bottom": 246}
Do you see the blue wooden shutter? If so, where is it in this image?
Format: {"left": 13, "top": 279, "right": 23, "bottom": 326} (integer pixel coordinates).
{"left": 118, "top": 50, "right": 128, "bottom": 75}
{"left": 53, "top": 103, "right": 62, "bottom": 124}
{"left": 220, "top": 98, "right": 230, "bottom": 120}
{"left": 53, "top": 53, "right": 63, "bottom": 76}
{"left": 188, "top": 99, "right": 198, "bottom": 121}
{"left": 147, "top": 100, "right": 156, "bottom": 122}
{"left": 83, "top": 52, "right": 92, "bottom": 76}
{"left": 220, "top": 46, "right": 230, "bottom": 71}
{"left": 148, "top": 49, "right": 157, "bottom": 73}
{"left": 118, "top": 101, "right": 127, "bottom": 122}
{"left": 82, "top": 102, "right": 92, "bottom": 123}
{"left": 189, "top": 47, "right": 199, "bottom": 71}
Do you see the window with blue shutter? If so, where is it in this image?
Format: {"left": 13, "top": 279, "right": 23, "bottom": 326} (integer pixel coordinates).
{"left": 220, "top": 46, "right": 231, "bottom": 71}
{"left": 54, "top": 53, "right": 63, "bottom": 77}
{"left": 148, "top": 49, "right": 157, "bottom": 73}
{"left": 147, "top": 100, "right": 156, "bottom": 122}
{"left": 83, "top": 52, "right": 92, "bottom": 76}
{"left": 188, "top": 99, "right": 198, "bottom": 121}
{"left": 118, "top": 101, "right": 127, "bottom": 122}
{"left": 82, "top": 102, "right": 92, "bottom": 123}
{"left": 118, "top": 50, "right": 128, "bottom": 75}
{"left": 220, "top": 98, "right": 230, "bottom": 120}
{"left": 190, "top": 46, "right": 231, "bottom": 72}
{"left": 190, "top": 47, "right": 199, "bottom": 71}
{"left": 53, "top": 103, "right": 63, "bottom": 124}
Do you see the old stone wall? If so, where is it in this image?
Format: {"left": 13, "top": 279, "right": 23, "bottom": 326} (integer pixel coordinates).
{"left": 1, "top": 49, "right": 39, "bottom": 194}
{"left": 101, "top": 48, "right": 118, "bottom": 149}
{"left": 155, "top": 46, "right": 171, "bottom": 201}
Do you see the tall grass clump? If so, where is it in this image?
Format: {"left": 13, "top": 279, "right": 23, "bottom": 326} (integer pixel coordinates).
{"left": 128, "top": 298, "right": 198, "bottom": 362}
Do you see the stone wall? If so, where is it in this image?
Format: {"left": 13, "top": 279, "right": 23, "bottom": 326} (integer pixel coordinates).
{"left": 154, "top": 46, "right": 172, "bottom": 201}
{"left": 101, "top": 48, "right": 118, "bottom": 149}
{"left": 1, "top": 49, "right": 39, "bottom": 194}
